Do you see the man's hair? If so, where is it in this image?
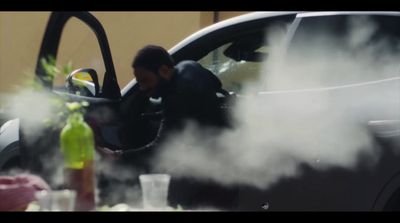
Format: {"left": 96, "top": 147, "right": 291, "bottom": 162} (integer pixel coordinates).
{"left": 132, "top": 45, "right": 175, "bottom": 73}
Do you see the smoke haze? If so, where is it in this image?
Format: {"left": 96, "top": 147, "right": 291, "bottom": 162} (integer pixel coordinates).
{"left": 152, "top": 15, "right": 400, "bottom": 190}
{"left": 5, "top": 89, "right": 64, "bottom": 141}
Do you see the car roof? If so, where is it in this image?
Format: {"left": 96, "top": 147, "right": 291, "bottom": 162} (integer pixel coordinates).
{"left": 299, "top": 11, "right": 400, "bottom": 17}
{"left": 169, "top": 11, "right": 400, "bottom": 55}
{"left": 169, "top": 12, "right": 298, "bottom": 55}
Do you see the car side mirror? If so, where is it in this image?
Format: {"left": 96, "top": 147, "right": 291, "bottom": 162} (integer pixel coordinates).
{"left": 66, "top": 68, "right": 100, "bottom": 97}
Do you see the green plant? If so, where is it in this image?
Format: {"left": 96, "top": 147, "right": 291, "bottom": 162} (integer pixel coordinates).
{"left": 40, "top": 56, "right": 73, "bottom": 81}
{"left": 36, "top": 57, "right": 91, "bottom": 129}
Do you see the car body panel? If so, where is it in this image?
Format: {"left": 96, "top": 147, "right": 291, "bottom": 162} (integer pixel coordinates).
{"left": 0, "top": 119, "right": 20, "bottom": 168}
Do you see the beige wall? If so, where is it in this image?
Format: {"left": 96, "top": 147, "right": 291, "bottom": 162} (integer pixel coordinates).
{"left": 219, "top": 12, "right": 250, "bottom": 21}
{"left": 0, "top": 12, "right": 50, "bottom": 95}
{"left": 92, "top": 12, "right": 210, "bottom": 87}
{"left": 0, "top": 11, "right": 248, "bottom": 100}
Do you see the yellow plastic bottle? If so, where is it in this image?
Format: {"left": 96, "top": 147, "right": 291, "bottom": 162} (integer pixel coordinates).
{"left": 60, "top": 104, "right": 96, "bottom": 211}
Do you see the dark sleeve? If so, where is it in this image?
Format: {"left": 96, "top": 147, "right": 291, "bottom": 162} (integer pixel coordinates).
{"left": 165, "top": 65, "right": 222, "bottom": 128}
{"left": 119, "top": 86, "right": 206, "bottom": 158}
{"left": 119, "top": 118, "right": 167, "bottom": 157}
{"left": 163, "top": 85, "right": 197, "bottom": 127}
{"left": 116, "top": 91, "right": 190, "bottom": 161}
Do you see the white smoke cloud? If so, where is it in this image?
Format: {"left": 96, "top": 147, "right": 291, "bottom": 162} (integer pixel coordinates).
{"left": 94, "top": 157, "right": 143, "bottom": 207}
{"left": 5, "top": 88, "right": 64, "bottom": 141}
{"left": 152, "top": 15, "right": 400, "bottom": 191}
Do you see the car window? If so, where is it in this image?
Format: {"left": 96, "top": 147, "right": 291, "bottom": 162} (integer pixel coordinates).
{"left": 280, "top": 15, "right": 400, "bottom": 90}
{"left": 53, "top": 17, "right": 105, "bottom": 91}
{"left": 197, "top": 22, "right": 288, "bottom": 95}
{"left": 198, "top": 43, "right": 264, "bottom": 93}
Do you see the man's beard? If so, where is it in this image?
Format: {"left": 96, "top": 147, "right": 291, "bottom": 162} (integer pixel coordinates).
{"left": 151, "top": 75, "right": 169, "bottom": 99}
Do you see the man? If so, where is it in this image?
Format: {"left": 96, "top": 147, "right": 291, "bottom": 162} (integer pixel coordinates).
{"left": 102, "top": 45, "right": 238, "bottom": 210}
{"left": 113, "top": 45, "right": 229, "bottom": 161}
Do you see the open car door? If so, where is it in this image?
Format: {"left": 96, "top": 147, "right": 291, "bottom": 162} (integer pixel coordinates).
{"left": 36, "top": 11, "right": 121, "bottom": 99}
{"left": 20, "top": 11, "right": 123, "bottom": 180}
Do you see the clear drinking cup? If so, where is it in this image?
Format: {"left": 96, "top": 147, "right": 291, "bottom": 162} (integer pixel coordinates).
{"left": 35, "top": 189, "right": 76, "bottom": 211}
{"left": 139, "top": 174, "right": 171, "bottom": 210}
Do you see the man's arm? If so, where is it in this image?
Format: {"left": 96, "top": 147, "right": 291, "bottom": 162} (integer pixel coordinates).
{"left": 99, "top": 117, "right": 169, "bottom": 164}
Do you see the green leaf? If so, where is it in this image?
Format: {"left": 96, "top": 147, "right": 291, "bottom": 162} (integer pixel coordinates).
{"left": 62, "top": 61, "right": 74, "bottom": 77}
{"left": 66, "top": 102, "right": 82, "bottom": 112}
{"left": 81, "top": 101, "right": 89, "bottom": 107}
{"left": 65, "top": 101, "right": 90, "bottom": 114}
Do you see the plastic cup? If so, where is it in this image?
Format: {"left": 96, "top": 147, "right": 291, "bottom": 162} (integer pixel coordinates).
{"left": 139, "top": 174, "right": 171, "bottom": 210}
{"left": 35, "top": 189, "right": 76, "bottom": 211}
